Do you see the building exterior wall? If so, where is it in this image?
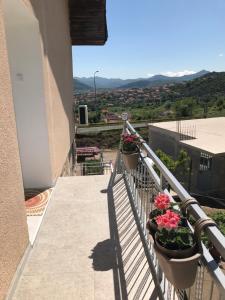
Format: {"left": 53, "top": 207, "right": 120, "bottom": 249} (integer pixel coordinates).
{"left": 208, "top": 154, "right": 225, "bottom": 198}
{"left": 0, "top": 4, "right": 29, "bottom": 299}
{"left": 33, "top": 0, "right": 75, "bottom": 182}
{"left": 5, "top": 0, "right": 75, "bottom": 187}
{"left": 3, "top": 0, "right": 53, "bottom": 189}
{"left": 149, "top": 125, "right": 180, "bottom": 158}
{"left": 0, "top": 0, "right": 74, "bottom": 297}
{"left": 149, "top": 125, "right": 225, "bottom": 199}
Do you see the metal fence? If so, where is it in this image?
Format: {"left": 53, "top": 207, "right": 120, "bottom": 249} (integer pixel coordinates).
{"left": 76, "top": 161, "right": 113, "bottom": 176}
{"left": 113, "top": 120, "right": 225, "bottom": 300}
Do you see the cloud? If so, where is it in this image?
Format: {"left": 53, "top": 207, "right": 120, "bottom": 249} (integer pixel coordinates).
{"left": 219, "top": 53, "right": 224, "bottom": 57}
{"left": 160, "top": 70, "right": 196, "bottom": 77}
{"left": 147, "top": 70, "right": 196, "bottom": 78}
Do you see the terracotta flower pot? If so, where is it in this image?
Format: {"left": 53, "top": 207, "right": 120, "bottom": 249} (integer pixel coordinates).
{"left": 155, "top": 238, "right": 197, "bottom": 259}
{"left": 146, "top": 209, "right": 163, "bottom": 238}
{"left": 146, "top": 219, "right": 157, "bottom": 237}
{"left": 154, "top": 239, "right": 201, "bottom": 289}
{"left": 122, "top": 152, "right": 139, "bottom": 170}
{"left": 146, "top": 209, "right": 157, "bottom": 240}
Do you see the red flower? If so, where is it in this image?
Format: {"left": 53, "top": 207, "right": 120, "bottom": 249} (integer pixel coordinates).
{"left": 122, "top": 133, "right": 138, "bottom": 144}
{"left": 156, "top": 215, "right": 170, "bottom": 228}
{"left": 154, "top": 193, "right": 170, "bottom": 210}
{"left": 156, "top": 210, "right": 180, "bottom": 229}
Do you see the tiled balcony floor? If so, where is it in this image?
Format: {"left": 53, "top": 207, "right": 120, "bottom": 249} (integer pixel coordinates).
{"left": 12, "top": 174, "right": 158, "bottom": 300}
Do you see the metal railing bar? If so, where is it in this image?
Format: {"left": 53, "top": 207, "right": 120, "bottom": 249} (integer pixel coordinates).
{"left": 126, "top": 120, "right": 225, "bottom": 261}
{"left": 117, "top": 126, "right": 225, "bottom": 298}
{"left": 140, "top": 154, "right": 161, "bottom": 190}
{"left": 201, "top": 244, "right": 225, "bottom": 296}
{"left": 123, "top": 173, "right": 165, "bottom": 300}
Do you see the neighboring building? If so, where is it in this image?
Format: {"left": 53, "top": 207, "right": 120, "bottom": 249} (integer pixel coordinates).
{"left": 78, "top": 105, "right": 89, "bottom": 125}
{"left": 104, "top": 112, "right": 121, "bottom": 124}
{"left": 149, "top": 117, "right": 225, "bottom": 199}
{"left": 0, "top": 0, "right": 107, "bottom": 298}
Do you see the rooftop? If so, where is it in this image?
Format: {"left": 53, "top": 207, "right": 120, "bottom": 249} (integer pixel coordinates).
{"left": 69, "top": 0, "right": 108, "bottom": 45}
{"left": 150, "top": 117, "right": 225, "bottom": 155}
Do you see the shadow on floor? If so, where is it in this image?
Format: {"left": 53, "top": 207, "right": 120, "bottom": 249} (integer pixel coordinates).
{"left": 89, "top": 239, "right": 116, "bottom": 271}
{"left": 89, "top": 173, "right": 158, "bottom": 300}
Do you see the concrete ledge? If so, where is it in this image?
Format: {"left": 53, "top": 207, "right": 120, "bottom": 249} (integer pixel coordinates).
{"left": 6, "top": 243, "right": 32, "bottom": 300}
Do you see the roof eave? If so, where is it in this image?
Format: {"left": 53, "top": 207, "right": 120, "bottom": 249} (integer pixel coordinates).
{"left": 69, "top": 0, "right": 108, "bottom": 46}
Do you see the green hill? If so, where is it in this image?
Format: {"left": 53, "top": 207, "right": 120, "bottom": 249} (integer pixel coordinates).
{"left": 158, "top": 72, "right": 225, "bottom": 119}
{"left": 172, "top": 72, "right": 225, "bottom": 98}
{"left": 119, "top": 70, "right": 209, "bottom": 89}
{"left": 73, "top": 79, "right": 92, "bottom": 92}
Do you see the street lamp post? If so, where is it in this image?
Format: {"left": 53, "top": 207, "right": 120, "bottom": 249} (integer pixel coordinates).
{"left": 94, "top": 70, "right": 99, "bottom": 110}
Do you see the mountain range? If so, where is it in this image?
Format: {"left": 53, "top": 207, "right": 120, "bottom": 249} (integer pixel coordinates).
{"left": 171, "top": 71, "right": 225, "bottom": 98}
{"left": 73, "top": 79, "right": 92, "bottom": 91}
{"left": 74, "top": 70, "right": 209, "bottom": 91}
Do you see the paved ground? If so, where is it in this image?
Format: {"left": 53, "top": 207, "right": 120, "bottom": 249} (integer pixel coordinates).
{"left": 12, "top": 174, "right": 158, "bottom": 300}
{"left": 12, "top": 176, "right": 113, "bottom": 300}
{"left": 102, "top": 150, "right": 118, "bottom": 164}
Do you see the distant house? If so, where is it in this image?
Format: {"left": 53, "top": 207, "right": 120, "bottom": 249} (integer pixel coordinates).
{"left": 101, "top": 108, "right": 108, "bottom": 114}
{"left": 149, "top": 117, "right": 225, "bottom": 200}
{"left": 104, "top": 112, "right": 121, "bottom": 124}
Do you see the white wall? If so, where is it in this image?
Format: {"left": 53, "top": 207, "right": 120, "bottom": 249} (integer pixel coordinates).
{"left": 3, "top": 0, "right": 52, "bottom": 188}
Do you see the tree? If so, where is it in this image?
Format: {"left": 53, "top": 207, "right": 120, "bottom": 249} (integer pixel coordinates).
{"left": 176, "top": 149, "right": 190, "bottom": 176}
{"left": 155, "top": 149, "right": 191, "bottom": 187}
{"left": 155, "top": 149, "right": 176, "bottom": 173}
{"left": 164, "top": 101, "right": 172, "bottom": 110}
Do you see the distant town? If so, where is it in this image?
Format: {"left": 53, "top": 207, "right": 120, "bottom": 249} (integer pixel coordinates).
{"left": 75, "top": 71, "right": 225, "bottom": 124}
{"left": 76, "top": 85, "right": 171, "bottom": 106}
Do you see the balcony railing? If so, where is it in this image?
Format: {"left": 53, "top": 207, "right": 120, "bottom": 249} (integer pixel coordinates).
{"left": 111, "top": 120, "right": 225, "bottom": 300}
{"left": 76, "top": 161, "right": 113, "bottom": 176}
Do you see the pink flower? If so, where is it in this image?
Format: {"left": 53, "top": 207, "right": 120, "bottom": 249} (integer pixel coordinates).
{"left": 156, "top": 215, "right": 170, "bottom": 229}
{"left": 154, "top": 194, "right": 170, "bottom": 210}
{"left": 122, "top": 133, "right": 138, "bottom": 144}
{"left": 164, "top": 210, "right": 180, "bottom": 221}
{"left": 155, "top": 210, "right": 180, "bottom": 229}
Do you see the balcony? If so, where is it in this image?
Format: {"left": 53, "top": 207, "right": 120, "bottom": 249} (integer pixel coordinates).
{"left": 10, "top": 122, "right": 225, "bottom": 299}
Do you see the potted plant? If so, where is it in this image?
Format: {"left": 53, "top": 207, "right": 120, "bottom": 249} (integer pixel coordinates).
{"left": 146, "top": 193, "right": 171, "bottom": 237}
{"left": 152, "top": 206, "right": 201, "bottom": 289}
{"left": 155, "top": 210, "right": 197, "bottom": 258}
{"left": 146, "top": 194, "right": 186, "bottom": 237}
{"left": 121, "top": 133, "right": 139, "bottom": 170}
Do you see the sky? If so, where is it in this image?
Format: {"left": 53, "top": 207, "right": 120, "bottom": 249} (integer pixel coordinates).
{"left": 72, "top": 0, "right": 225, "bottom": 79}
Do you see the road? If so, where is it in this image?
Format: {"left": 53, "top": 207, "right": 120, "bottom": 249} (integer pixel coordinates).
{"left": 77, "top": 122, "right": 148, "bottom": 134}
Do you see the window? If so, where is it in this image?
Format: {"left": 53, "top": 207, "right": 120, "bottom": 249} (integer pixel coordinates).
{"left": 199, "top": 152, "right": 212, "bottom": 171}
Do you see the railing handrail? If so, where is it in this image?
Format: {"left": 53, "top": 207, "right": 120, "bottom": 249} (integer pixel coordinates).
{"left": 77, "top": 161, "right": 112, "bottom": 166}
{"left": 76, "top": 160, "right": 113, "bottom": 176}
{"left": 125, "top": 120, "right": 225, "bottom": 262}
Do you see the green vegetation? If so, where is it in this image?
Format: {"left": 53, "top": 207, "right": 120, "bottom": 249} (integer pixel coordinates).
{"left": 73, "top": 79, "right": 92, "bottom": 91}
{"left": 76, "top": 72, "right": 225, "bottom": 123}
{"left": 155, "top": 150, "right": 177, "bottom": 173}
{"left": 84, "top": 159, "right": 103, "bottom": 175}
{"left": 200, "top": 210, "right": 225, "bottom": 248}
{"left": 89, "top": 111, "right": 101, "bottom": 123}
{"left": 209, "top": 211, "right": 225, "bottom": 236}
{"left": 155, "top": 149, "right": 190, "bottom": 176}
{"left": 77, "top": 129, "right": 122, "bottom": 149}
{"left": 154, "top": 149, "right": 190, "bottom": 189}
{"left": 76, "top": 127, "right": 148, "bottom": 150}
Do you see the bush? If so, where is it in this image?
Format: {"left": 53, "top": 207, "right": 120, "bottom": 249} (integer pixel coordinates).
{"left": 210, "top": 212, "right": 225, "bottom": 236}
{"left": 155, "top": 149, "right": 176, "bottom": 173}
{"left": 84, "top": 160, "right": 103, "bottom": 175}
